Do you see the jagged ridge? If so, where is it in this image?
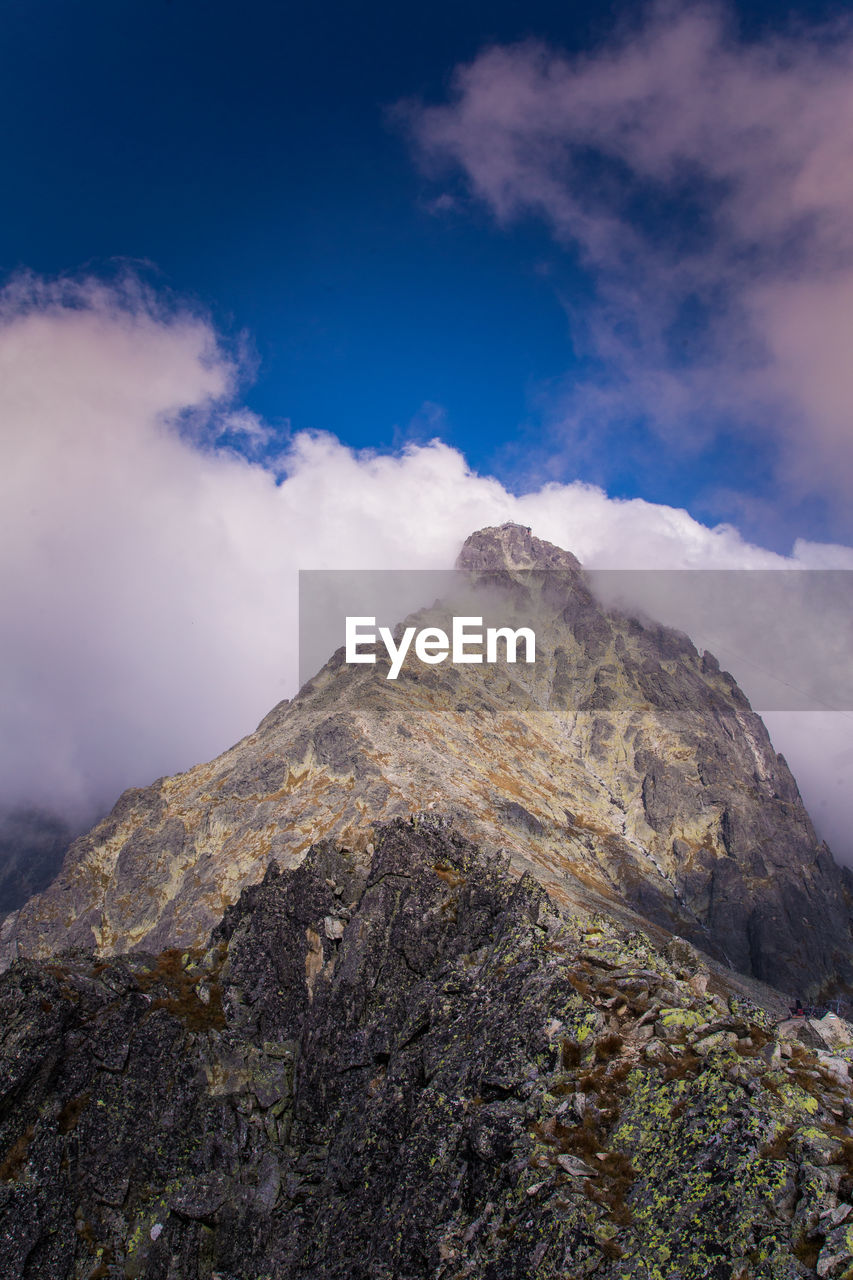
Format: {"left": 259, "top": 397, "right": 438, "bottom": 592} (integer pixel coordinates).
{"left": 2, "top": 820, "right": 853, "bottom": 1279}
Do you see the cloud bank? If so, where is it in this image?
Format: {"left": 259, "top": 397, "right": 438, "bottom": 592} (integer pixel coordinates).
{"left": 405, "top": 2, "right": 853, "bottom": 525}
{"left": 1, "top": 276, "right": 851, "bottom": 858}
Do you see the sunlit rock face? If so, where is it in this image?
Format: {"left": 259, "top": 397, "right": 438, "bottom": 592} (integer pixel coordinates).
{"left": 3, "top": 524, "right": 851, "bottom": 997}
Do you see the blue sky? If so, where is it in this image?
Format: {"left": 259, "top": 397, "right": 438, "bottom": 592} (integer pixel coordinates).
{"left": 4, "top": 0, "right": 853, "bottom": 550}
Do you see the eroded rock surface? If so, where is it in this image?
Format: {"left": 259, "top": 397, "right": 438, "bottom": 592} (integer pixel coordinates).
{"left": 3, "top": 525, "right": 851, "bottom": 998}
{"left": 2, "top": 820, "right": 853, "bottom": 1280}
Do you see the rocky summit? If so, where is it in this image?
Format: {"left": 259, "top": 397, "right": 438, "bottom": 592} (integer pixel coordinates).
{"left": 3, "top": 819, "right": 853, "bottom": 1280}
{"left": 2, "top": 524, "right": 851, "bottom": 998}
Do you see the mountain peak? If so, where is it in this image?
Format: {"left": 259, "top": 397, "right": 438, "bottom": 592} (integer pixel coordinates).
{"left": 456, "top": 523, "right": 583, "bottom": 573}
{"left": 4, "top": 524, "right": 852, "bottom": 1000}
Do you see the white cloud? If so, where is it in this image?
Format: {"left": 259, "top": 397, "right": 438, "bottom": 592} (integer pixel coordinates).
{"left": 404, "top": 3, "right": 853, "bottom": 513}
{"left": 763, "top": 712, "right": 853, "bottom": 864}
{"left": 0, "top": 276, "right": 850, "bottom": 860}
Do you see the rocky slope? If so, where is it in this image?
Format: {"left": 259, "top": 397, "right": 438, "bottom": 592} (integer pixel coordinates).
{"left": 2, "top": 819, "right": 853, "bottom": 1280}
{"left": 2, "top": 524, "right": 851, "bottom": 998}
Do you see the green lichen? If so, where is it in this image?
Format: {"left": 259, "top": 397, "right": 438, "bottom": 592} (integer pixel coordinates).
{"left": 608, "top": 1062, "right": 795, "bottom": 1279}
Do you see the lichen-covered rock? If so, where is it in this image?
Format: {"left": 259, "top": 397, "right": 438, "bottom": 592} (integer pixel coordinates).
{"left": 1, "top": 820, "right": 851, "bottom": 1278}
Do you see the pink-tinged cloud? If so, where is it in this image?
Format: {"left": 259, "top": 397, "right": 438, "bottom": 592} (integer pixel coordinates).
{"left": 404, "top": 3, "right": 853, "bottom": 508}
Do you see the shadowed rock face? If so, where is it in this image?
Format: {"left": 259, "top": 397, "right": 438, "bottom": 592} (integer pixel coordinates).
{"left": 2, "top": 524, "right": 852, "bottom": 997}
{"left": 2, "top": 820, "right": 853, "bottom": 1280}
{"left": 0, "top": 809, "right": 73, "bottom": 918}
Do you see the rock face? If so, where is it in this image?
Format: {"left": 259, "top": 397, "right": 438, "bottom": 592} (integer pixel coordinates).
{"left": 2, "top": 819, "right": 853, "bottom": 1280}
{"left": 3, "top": 524, "right": 852, "bottom": 998}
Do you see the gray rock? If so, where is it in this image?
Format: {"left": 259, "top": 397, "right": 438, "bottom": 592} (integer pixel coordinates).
{"left": 0, "top": 820, "right": 850, "bottom": 1280}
